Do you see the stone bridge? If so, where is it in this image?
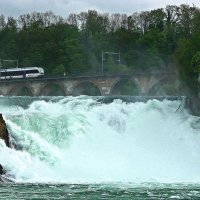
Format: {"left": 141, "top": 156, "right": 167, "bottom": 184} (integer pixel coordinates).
{"left": 0, "top": 72, "right": 179, "bottom": 96}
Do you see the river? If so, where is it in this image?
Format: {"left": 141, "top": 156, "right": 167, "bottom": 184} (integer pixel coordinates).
{"left": 0, "top": 96, "right": 200, "bottom": 199}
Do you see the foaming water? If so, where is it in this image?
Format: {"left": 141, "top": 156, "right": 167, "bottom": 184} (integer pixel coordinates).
{"left": 0, "top": 96, "right": 200, "bottom": 183}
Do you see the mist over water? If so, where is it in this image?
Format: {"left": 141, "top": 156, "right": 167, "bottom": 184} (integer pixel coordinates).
{"left": 0, "top": 96, "right": 200, "bottom": 184}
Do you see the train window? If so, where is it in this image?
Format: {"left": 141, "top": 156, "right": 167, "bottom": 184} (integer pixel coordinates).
{"left": 0, "top": 68, "right": 42, "bottom": 78}
{"left": 10, "top": 71, "right": 23, "bottom": 76}
{"left": 1, "top": 71, "right": 23, "bottom": 76}
{"left": 25, "top": 70, "right": 39, "bottom": 74}
{"left": 1, "top": 72, "right": 6, "bottom": 76}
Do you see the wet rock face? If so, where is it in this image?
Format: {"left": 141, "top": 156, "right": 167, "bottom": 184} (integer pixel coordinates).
{"left": 0, "top": 164, "right": 13, "bottom": 183}
{"left": 0, "top": 164, "right": 4, "bottom": 182}
{"left": 0, "top": 164, "right": 3, "bottom": 175}
{"left": 0, "top": 114, "right": 9, "bottom": 147}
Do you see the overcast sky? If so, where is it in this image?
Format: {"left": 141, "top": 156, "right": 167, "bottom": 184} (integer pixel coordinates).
{"left": 0, "top": 0, "right": 200, "bottom": 17}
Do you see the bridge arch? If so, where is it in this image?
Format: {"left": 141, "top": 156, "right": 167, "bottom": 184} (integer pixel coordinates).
{"left": 110, "top": 78, "right": 140, "bottom": 95}
{"left": 72, "top": 81, "right": 101, "bottom": 96}
{"left": 0, "top": 91, "right": 4, "bottom": 96}
{"left": 148, "top": 75, "right": 179, "bottom": 96}
{"left": 8, "top": 84, "right": 34, "bottom": 96}
{"left": 38, "top": 81, "right": 66, "bottom": 96}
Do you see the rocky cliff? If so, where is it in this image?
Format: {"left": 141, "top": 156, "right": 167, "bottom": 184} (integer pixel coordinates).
{"left": 0, "top": 114, "right": 10, "bottom": 182}
{"left": 0, "top": 114, "right": 9, "bottom": 147}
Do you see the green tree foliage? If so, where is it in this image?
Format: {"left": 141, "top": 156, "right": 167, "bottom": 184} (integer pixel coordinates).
{"left": 0, "top": 6, "right": 200, "bottom": 94}
{"left": 192, "top": 51, "right": 200, "bottom": 73}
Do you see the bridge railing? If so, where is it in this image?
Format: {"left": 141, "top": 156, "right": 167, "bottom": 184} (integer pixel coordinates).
{"left": 45, "top": 70, "right": 176, "bottom": 78}
{"left": 70, "top": 69, "right": 175, "bottom": 75}
{"left": 0, "top": 70, "right": 176, "bottom": 82}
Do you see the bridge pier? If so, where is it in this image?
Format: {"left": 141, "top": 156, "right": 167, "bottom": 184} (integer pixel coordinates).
{"left": 133, "top": 75, "right": 162, "bottom": 95}
{"left": 93, "top": 79, "right": 118, "bottom": 96}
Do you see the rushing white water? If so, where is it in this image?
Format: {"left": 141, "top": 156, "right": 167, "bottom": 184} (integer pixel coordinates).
{"left": 0, "top": 96, "right": 200, "bottom": 183}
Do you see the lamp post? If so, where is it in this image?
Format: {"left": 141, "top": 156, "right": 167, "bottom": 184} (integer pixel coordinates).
{"left": 101, "top": 51, "right": 120, "bottom": 75}
{"left": 0, "top": 59, "right": 1, "bottom": 79}
{"left": 102, "top": 51, "right": 104, "bottom": 75}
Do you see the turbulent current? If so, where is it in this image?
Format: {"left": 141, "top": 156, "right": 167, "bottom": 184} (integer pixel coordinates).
{"left": 0, "top": 96, "right": 200, "bottom": 184}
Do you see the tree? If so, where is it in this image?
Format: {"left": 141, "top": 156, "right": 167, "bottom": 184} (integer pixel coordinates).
{"left": 0, "top": 15, "right": 6, "bottom": 30}
{"left": 191, "top": 51, "right": 200, "bottom": 73}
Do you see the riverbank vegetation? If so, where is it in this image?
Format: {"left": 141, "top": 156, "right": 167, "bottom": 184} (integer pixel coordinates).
{"left": 0, "top": 4, "right": 200, "bottom": 93}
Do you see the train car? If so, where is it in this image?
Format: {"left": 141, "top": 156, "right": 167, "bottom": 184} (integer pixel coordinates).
{"left": 0, "top": 67, "right": 44, "bottom": 79}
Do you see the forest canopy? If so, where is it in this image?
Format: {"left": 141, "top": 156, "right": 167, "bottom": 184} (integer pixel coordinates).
{"left": 0, "top": 4, "right": 200, "bottom": 92}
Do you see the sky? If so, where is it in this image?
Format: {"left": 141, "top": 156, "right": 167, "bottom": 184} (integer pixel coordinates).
{"left": 0, "top": 0, "right": 200, "bottom": 17}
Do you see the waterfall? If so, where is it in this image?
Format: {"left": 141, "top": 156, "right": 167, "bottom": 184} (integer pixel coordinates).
{"left": 0, "top": 96, "right": 199, "bottom": 183}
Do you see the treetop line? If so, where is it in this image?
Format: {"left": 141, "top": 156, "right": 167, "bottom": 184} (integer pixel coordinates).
{"left": 0, "top": 4, "right": 200, "bottom": 95}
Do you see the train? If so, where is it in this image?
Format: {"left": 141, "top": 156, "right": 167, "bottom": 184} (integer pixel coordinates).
{"left": 0, "top": 67, "right": 44, "bottom": 79}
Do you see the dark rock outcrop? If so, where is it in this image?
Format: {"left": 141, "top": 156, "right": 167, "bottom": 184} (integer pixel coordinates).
{"left": 0, "top": 164, "right": 5, "bottom": 182}
{"left": 0, "top": 114, "right": 9, "bottom": 147}
{"left": 0, "top": 164, "right": 3, "bottom": 175}
{"left": 0, "top": 164, "right": 13, "bottom": 183}
{"left": 0, "top": 115, "right": 12, "bottom": 182}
